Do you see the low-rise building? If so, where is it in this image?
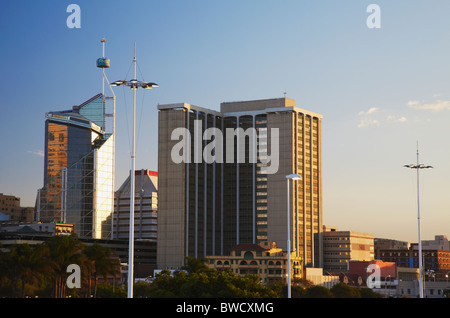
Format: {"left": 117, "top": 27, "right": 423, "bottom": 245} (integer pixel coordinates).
{"left": 205, "top": 241, "right": 302, "bottom": 285}
{"left": 0, "top": 221, "right": 74, "bottom": 236}
{"left": 422, "top": 235, "right": 450, "bottom": 251}
{"left": 322, "top": 225, "right": 374, "bottom": 273}
{"left": 0, "top": 193, "right": 34, "bottom": 222}
{"left": 375, "top": 247, "right": 450, "bottom": 281}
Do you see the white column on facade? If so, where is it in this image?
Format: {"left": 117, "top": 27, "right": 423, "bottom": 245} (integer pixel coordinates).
{"left": 185, "top": 109, "right": 190, "bottom": 260}
{"left": 204, "top": 114, "right": 208, "bottom": 258}
{"left": 310, "top": 116, "right": 315, "bottom": 266}
{"left": 236, "top": 115, "right": 240, "bottom": 245}
{"left": 252, "top": 114, "right": 256, "bottom": 244}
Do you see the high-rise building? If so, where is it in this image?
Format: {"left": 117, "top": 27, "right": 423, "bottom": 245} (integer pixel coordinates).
{"left": 36, "top": 93, "right": 115, "bottom": 239}
{"left": 157, "top": 97, "right": 323, "bottom": 269}
{"left": 113, "top": 169, "right": 158, "bottom": 241}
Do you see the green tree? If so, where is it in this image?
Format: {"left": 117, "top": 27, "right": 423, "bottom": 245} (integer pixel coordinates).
{"left": 44, "top": 235, "right": 85, "bottom": 298}
{"left": 303, "top": 285, "right": 333, "bottom": 298}
{"left": 96, "top": 283, "right": 126, "bottom": 298}
{"left": 5, "top": 243, "right": 51, "bottom": 297}
{"left": 360, "top": 287, "right": 382, "bottom": 298}
{"left": 84, "top": 243, "right": 120, "bottom": 297}
{"left": 146, "top": 261, "right": 280, "bottom": 298}
{"left": 181, "top": 256, "right": 212, "bottom": 274}
{"left": 330, "top": 283, "right": 361, "bottom": 298}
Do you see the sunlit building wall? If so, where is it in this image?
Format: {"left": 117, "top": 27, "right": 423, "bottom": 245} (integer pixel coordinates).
{"left": 157, "top": 98, "right": 323, "bottom": 269}
{"left": 36, "top": 94, "right": 114, "bottom": 239}
{"left": 113, "top": 169, "right": 158, "bottom": 241}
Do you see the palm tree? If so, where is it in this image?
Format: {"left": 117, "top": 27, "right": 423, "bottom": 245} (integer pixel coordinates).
{"left": 44, "top": 235, "right": 85, "bottom": 298}
{"left": 84, "top": 243, "right": 120, "bottom": 297}
{"left": 3, "top": 243, "right": 50, "bottom": 297}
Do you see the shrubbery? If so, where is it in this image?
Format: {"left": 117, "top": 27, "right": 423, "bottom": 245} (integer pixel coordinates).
{"left": 0, "top": 243, "right": 382, "bottom": 298}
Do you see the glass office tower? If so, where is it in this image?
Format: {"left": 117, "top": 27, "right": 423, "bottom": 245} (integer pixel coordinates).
{"left": 36, "top": 94, "right": 114, "bottom": 239}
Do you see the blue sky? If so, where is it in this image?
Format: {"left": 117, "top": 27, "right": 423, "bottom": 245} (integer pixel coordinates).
{"left": 1, "top": 0, "right": 450, "bottom": 242}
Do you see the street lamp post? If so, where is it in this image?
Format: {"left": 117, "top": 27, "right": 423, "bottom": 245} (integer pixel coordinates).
{"left": 110, "top": 42, "right": 158, "bottom": 298}
{"left": 403, "top": 142, "right": 433, "bottom": 299}
{"left": 286, "top": 174, "right": 301, "bottom": 298}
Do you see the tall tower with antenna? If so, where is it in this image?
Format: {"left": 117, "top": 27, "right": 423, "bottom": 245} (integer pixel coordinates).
{"left": 36, "top": 39, "right": 116, "bottom": 240}
{"left": 97, "top": 38, "right": 116, "bottom": 241}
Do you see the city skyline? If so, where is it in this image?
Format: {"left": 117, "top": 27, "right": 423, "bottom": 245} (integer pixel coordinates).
{"left": 1, "top": 1, "right": 450, "bottom": 243}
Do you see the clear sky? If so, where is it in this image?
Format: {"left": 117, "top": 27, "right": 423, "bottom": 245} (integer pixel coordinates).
{"left": 1, "top": 0, "right": 450, "bottom": 243}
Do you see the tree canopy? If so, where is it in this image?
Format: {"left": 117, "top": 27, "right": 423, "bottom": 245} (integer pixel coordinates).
{"left": 0, "top": 235, "right": 120, "bottom": 298}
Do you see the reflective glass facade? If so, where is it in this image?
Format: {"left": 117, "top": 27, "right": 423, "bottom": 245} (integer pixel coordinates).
{"left": 93, "top": 134, "right": 114, "bottom": 239}
{"left": 37, "top": 94, "right": 114, "bottom": 239}
{"left": 185, "top": 110, "right": 223, "bottom": 258}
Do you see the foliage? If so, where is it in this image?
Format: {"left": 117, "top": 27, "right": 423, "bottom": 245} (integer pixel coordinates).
{"left": 303, "top": 285, "right": 333, "bottom": 298}
{"left": 136, "top": 258, "right": 279, "bottom": 298}
{"left": 133, "top": 258, "right": 384, "bottom": 299}
{"left": 0, "top": 235, "right": 121, "bottom": 298}
{"left": 0, "top": 242, "right": 386, "bottom": 299}
{"left": 330, "top": 283, "right": 361, "bottom": 298}
{"left": 96, "top": 283, "right": 127, "bottom": 298}
{"left": 359, "top": 287, "right": 382, "bottom": 298}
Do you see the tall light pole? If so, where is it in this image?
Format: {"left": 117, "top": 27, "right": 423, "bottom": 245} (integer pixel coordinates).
{"left": 286, "top": 174, "right": 301, "bottom": 298}
{"left": 110, "top": 42, "right": 158, "bottom": 298}
{"left": 403, "top": 142, "right": 433, "bottom": 299}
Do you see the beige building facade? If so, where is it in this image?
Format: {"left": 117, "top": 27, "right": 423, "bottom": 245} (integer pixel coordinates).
{"left": 157, "top": 98, "right": 323, "bottom": 270}
{"left": 113, "top": 169, "right": 158, "bottom": 241}
{"left": 205, "top": 241, "right": 302, "bottom": 285}
{"left": 323, "top": 225, "right": 374, "bottom": 273}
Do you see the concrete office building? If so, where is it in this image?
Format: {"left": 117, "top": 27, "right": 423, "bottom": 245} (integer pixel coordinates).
{"left": 322, "top": 225, "right": 374, "bottom": 273}
{"left": 422, "top": 235, "right": 450, "bottom": 251}
{"left": 36, "top": 93, "right": 115, "bottom": 239}
{"left": 0, "top": 193, "right": 34, "bottom": 222}
{"left": 157, "top": 97, "right": 323, "bottom": 270}
{"left": 113, "top": 169, "right": 158, "bottom": 241}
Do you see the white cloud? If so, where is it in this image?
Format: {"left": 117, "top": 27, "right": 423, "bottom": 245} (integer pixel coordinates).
{"left": 357, "top": 118, "right": 379, "bottom": 128}
{"left": 407, "top": 99, "right": 450, "bottom": 112}
{"left": 357, "top": 107, "right": 407, "bottom": 128}
{"left": 27, "top": 150, "right": 44, "bottom": 157}
{"left": 357, "top": 107, "right": 380, "bottom": 128}
{"left": 358, "top": 107, "right": 378, "bottom": 116}
{"left": 387, "top": 115, "right": 407, "bottom": 123}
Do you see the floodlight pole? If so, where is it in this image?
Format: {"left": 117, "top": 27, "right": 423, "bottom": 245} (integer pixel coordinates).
{"left": 129, "top": 42, "right": 137, "bottom": 299}
{"left": 286, "top": 174, "right": 301, "bottom": 299}
{"left": 415, "top": 145, "right": 423, "bottom": 299}
{"left": 110, "top": 42, "right": 158, "bottom": 298}
{"left": 404, "top": 142, "right": 433, "bottom": 299}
